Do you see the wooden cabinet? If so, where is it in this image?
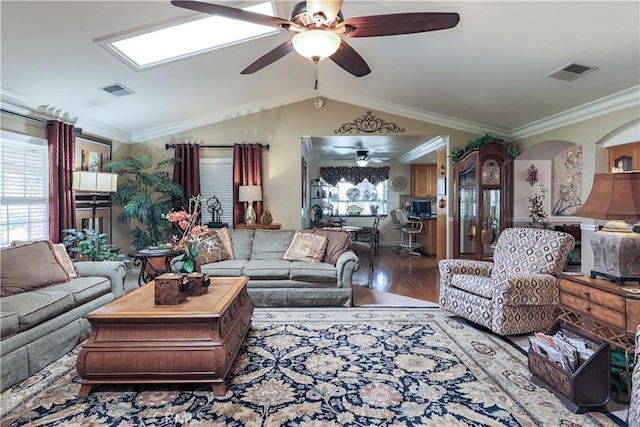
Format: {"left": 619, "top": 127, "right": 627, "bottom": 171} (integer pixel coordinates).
{"left": 415, "top": 218, "right": 437, "bottom": 256}
{"left": 411, "top": 165, "right": 437, "bottom": 197}
{"left": 453, "top": 142, "right": 513, "bottom": 260}
{"left": 608, "top": 141, "right": 640, "bottom": 171}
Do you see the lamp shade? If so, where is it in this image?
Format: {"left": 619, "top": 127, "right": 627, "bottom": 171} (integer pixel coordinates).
{"left": 576, "top": 171, "right": 640, "bottom": 221}
{"left": 72, "top": 171, "right": 118, "bottom": 193}
{"left": 238, "top": 185, "right": 262, "bottom": 202}
{"left": 355, "top": 159, "right": 369, "bottom": 167}
{"left": 292, "top": 30, "right": 341, "bottom": 61}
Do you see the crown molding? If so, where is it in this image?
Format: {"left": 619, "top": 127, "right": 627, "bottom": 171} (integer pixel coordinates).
{"left": 323, "top": 89, "right": 510, "bottom": 139}
{"left": 130, "top": 89, "right": 315, "bottom": 142}
{"left": 1, "top": 89, "right": 131, "bottom": 142}
{"left": 509, "top": 85, "right": 640, "bottom": 140}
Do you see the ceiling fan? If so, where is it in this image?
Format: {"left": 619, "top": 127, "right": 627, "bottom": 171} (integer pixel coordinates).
{"left": 334, "top": 149, "right": 390, "bottom": 167}
{"left": 171, "top": 0, "right": 460, "bottom": 77}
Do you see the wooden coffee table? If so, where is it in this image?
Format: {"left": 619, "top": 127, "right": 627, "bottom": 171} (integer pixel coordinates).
{"left": 76, "top": 276, "right": 253, "bottom": 397}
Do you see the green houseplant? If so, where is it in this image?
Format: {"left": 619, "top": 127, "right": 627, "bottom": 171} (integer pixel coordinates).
{"left": 106, "top": 155, "right": 184, "bottom": 250}
{"left": 62, "top": 228, "right": 129, "bottom": 263}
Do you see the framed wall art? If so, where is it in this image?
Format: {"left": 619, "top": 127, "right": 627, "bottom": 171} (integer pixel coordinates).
{"left": 75, "top": 136, "right": 111, "bottom": 172}
{"left": 75, "top": 206, "right": 111, "bottom": 237}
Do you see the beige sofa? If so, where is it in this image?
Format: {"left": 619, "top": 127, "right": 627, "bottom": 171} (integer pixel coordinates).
{"left": 171, "top": 228, "right": 359, "bottom": 307}
{"left": 0, "top": 241, "right": 126, "bottom": 392}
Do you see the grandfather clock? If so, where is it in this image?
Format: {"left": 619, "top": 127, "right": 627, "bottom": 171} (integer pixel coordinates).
{"left": 453, "top": 142, "right": 513, "bottom": 260}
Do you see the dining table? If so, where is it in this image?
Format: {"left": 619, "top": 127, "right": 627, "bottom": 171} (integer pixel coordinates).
{"left": 341, "top": 225, "right": 363, "bottom": 241}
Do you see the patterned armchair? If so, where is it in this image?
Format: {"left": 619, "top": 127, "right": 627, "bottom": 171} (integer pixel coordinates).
{"left": 629, "top": 325, "right": 640, "bottom": 426}
{"left": 439, "top": 227, "right": 575, "bottom": 336}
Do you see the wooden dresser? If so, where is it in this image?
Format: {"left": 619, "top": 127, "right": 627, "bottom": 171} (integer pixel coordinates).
{"left": 557, "top": 273, "right": 640, "bottom": 393}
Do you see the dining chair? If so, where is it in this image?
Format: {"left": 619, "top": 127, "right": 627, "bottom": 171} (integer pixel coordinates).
{"left": 354, "top": 214, "right": 381, "bottom": 253}
{"left": 349, "top": 214, "right": 381, "bottom": 285}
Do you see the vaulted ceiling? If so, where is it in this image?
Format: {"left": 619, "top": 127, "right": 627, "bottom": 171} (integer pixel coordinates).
{"left": 1, "top": 0, "right": 639, "bottom": 150}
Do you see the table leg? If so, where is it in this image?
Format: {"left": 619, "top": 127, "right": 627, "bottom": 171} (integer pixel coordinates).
{"left": 131, "top": 258, "right": 147, "bottom": 287}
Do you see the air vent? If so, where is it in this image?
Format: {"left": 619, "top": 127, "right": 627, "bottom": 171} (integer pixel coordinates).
{"left": 100, "top": 83, "right": 134, "bottom": 97}
{"left": 548, "top": 62, "right": 597, "bottom": 82}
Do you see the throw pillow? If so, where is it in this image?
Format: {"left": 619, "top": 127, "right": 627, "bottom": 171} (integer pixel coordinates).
{"left": 195, "top": 233, "right": 230, "bottom": 265}
{"left": 51, "top": 243, "right": 79, "bottom": 279}
{"left": 0, "top": 241, "right": 70, "bottom": 296}
{"left": 282, "top": 232, "right": 328, "bottom": 263}
{"left": 312, "top": 228, "right": 352, "bottom": 265}
{"left": 200, "top": 228, "right": 235, "bottom": 260}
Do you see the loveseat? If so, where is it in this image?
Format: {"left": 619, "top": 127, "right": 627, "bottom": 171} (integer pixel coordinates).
{"left": 0, "top": 241, "right": 126, "bottom": 392}
{"left": 171, "top": 228, "right": 359, "bottom": 307}
{"left": 629, "top": 324, "right": 640, "bottom": 426}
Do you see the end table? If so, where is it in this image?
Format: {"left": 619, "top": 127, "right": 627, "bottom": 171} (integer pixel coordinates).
{"left": 127, "top": 249, "right": 179, "bottom": 286}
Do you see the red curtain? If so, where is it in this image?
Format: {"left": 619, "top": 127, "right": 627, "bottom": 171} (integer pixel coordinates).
{"left": 47, "top": 120, "right": 76, "bottom": 242}
{"left": 233, "top": 143, "right": 263, "bottom": 227}
{"left": 173, "top": 142, "right": 201, "bottom": 205}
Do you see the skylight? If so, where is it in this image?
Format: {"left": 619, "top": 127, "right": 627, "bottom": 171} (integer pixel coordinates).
{"left": 98, "top": 2, "right": 278, "bottom": 71}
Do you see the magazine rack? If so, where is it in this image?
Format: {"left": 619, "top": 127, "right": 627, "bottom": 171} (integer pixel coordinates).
{"left": 527, "top": 320, "right": 610, "bottom": 413}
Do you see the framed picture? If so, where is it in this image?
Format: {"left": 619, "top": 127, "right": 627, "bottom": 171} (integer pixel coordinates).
{"left": 75, "top": 207, "right": 111, "bottom": 238}
{"left": 437, "top": 177, "right": 446, "bottom": 195}
{"left": 75, "top": 136, "right": 111, "bottom": 172}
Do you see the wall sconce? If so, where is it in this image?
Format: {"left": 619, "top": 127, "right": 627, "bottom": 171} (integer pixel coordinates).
{"left": 439, "top": 164, "right": 446, "bottom": 177}
{"left": 527, "top": 164, "right": 538, "bottom": 186}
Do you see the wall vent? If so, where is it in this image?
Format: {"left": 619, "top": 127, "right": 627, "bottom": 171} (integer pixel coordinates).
{"left": 100, "top": 83, "right": 135, "bottom": 97}
{"left": 548, "top": 62, "right": 597, "bottom": 82}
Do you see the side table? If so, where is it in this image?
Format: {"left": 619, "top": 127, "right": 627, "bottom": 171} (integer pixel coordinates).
{"left": 128, "top": 249, "right": 179, "bottom": 286}
{"left": 235, "top": 223, "right": 281, "bottom": 230}
{"left": 556, "top": 273, "right": 640, "bottom": 395}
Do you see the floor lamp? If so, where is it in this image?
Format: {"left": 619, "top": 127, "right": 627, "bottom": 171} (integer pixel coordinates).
{"left": 72, "top": 171, "right": 118, "bottom": 233}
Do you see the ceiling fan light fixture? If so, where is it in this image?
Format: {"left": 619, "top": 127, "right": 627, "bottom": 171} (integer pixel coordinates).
{"left": 292, "top": 30, "right": 341, "bottom": 61}
{"left": 355, "top": 159, "right": 370, "bottom": 167}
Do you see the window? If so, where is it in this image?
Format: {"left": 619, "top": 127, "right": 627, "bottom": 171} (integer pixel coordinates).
{"left": 0, "top": 130, "right": 49, "bottom": 246}
{"left": 331, "top": 178, "right": 387, "bottom": 216}
{"left": 199, "top": 158, "right": 233, "bottom": 226}
{"left": 98, "top": 2, "right": 278, "bottom": 71}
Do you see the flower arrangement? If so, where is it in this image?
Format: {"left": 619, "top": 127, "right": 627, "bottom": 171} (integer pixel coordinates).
{"left": 527, "top": 185, "right": 549, "bottom": 223}
{"left": 164, "top": 196, "right": 208, "bottom": 273}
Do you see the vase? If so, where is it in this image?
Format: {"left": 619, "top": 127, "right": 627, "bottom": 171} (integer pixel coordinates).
{"left": 261, "top": 206, "right": 273, "bottom": 225}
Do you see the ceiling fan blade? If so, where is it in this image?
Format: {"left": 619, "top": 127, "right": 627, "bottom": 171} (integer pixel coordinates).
{"left": 329, "top": 40, "right": 371, "bottom": 77}
{"left": 339, "top": 12, "right": 460, "bottom": 38}
{"left": 241, "top": 41, "right": 294, "bottom": 74}
{"left": 306, "top": 0, "right": 343, "bottom": 23}
{"left": 171, "top": 1, "right": 293, "bottom": 29}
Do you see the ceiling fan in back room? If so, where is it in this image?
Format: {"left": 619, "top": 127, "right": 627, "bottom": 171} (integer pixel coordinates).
{"left": 171, "top": 0, "right": 460, "bottom": 77}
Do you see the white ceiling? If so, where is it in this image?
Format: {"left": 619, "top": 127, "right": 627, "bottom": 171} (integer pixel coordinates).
{"left": 1, "top": 1, "right": 639, "bottom": 163}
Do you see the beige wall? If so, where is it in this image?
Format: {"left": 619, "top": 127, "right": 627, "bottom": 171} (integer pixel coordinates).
{"left": 141, "top": 98, "right": 478, "bottom": 246}
{"left": 514, "top": 105, "right": 639, "bottom": 273}
{"left": 3, "top": 102, "right": 637, "bottom": 262}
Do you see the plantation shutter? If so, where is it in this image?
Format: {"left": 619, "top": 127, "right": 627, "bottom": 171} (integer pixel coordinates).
{"left": 0, "top": 130, "right": 49, "bottom": 246}
{"left": 199, "top": 158, "right": 233, "bottom": 226}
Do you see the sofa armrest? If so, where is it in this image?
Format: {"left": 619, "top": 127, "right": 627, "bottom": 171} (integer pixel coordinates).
{"left": 335, "top": 250, "right": 359, "bottom": 288}
{"left": 75, "top": 261, "right": 127, "bottom": 299}
{"left": 494, "top": 273, "right": 559, "bottom": 306}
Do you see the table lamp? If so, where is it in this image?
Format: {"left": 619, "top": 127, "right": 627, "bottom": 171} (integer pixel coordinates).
{"left": 576, "top": 171, "right": 640, "bottom": 285}
{"left": 72, "top": 171, "right": 118, "bottom": 232}
{"left": 238, "top": 185, "right": 262, "bottom": 226}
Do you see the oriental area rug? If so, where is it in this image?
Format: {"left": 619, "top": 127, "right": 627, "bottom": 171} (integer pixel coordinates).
{"left": 1, "top": 308, "right": 627, "bottom": 426}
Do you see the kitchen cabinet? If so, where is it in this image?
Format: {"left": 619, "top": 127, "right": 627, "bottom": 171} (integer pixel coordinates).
{"left": 411, "top": 164, "right": 437, "bottom": 197}
{"left": 415, "top": 218, "right": 437, "bottom": 256}
{"left": 453, "top": 142, "right": 513, "bottom": 260}
{"left": 608, "top": 141, "right": 640, "bottom": 171}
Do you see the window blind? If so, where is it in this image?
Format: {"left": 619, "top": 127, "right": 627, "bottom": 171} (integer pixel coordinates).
{"left": 0, "top": 130, "right": 49, "bottom": 246}
{"left": 199, "top": 158, "right": 233, "bottom": 226}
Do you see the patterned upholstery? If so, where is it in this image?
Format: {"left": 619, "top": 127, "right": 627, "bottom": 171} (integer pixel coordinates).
{"left": 629, "top": 325, "right": 640, "bottom": 426}
{"left": 439, "top": 227, "right": 575, "bottom": 336}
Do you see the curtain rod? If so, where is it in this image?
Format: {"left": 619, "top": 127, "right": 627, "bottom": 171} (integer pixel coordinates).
{"left": 1, "top": 109, "right": 82, "bottom": 134}
{"left": 165, "top": 143, "right": 269, "bottom": 150}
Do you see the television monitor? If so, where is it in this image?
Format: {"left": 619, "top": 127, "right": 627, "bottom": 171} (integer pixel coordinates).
{"left": 412, "top": 200, "right": 432, "bottom": 217}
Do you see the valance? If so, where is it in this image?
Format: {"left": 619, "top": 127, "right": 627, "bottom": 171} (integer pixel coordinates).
{"left": 318, "top": 166, "right": 390, "bottom": 186}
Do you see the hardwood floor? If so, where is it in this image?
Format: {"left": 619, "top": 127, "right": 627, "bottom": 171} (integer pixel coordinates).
{"left": 351, "top": 246, "right": 440, "bottom": 303}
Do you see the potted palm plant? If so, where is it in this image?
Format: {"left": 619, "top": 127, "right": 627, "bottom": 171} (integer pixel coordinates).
{"left": 106, "top": 154, "right": 185, "bottom": 250}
